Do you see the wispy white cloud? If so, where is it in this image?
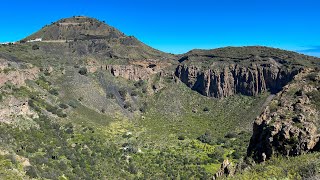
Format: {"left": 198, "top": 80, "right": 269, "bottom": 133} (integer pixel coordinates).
{"left": 297, "top": 46, "right": 320, "bottom": 57}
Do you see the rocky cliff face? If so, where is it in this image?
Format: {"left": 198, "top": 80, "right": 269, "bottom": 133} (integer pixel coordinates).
{"left": 106, "top": 65, "right": 153, "bottom": 81}
{"left": 175, "top": 63, "right": 300, "bottom": 98}
{"left": 106, "top": 60, "right": 172, "bottom": 81}
{"left": 247, "top": 69, "right": 320, "bottom": 162}
{"left": 0, "top": 58, "right": 39, "bottom": 88}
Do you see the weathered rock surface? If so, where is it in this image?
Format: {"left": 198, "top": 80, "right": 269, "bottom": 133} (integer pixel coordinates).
{"left": 107, "top": 65, "right": 152, "bottom": 81}
{"left": 106, "top": 60, "right": 172, "bottom": 81}
{"left": 0, "top": 58, "right": 39, "bottom": 88}
{"left": 0, "top": 96, "right": 38, "bottom": 124}
{"left": 175, "top": 63, "right": 300, "bottom": 98}
{"left": 213, "top": 159, "right": 235, "bottom": 179}
{"left": 247, "top": 69, "right": 320, "bottom": 162}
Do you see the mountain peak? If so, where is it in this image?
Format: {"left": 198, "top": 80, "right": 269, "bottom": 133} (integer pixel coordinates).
{"left": 23, "top": 16, "right": 125, "bottom": 41}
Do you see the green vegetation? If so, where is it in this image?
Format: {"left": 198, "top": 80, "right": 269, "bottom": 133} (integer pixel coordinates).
{"left": 78, "top": 67, "right": 88, "bottom": 75}
{"left": 0, "top": 18, "right": 320, "bottom": 179}
{"left": 228, "top": 153, "right": 320, "bottom": 180}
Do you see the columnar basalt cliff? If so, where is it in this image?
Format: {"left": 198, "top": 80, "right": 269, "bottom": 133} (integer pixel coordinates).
{"left": 175, "top": 64, "right": 300, "bottom": 98}
{"left": 247, "top": 69, "right": 320, "bottom": 162}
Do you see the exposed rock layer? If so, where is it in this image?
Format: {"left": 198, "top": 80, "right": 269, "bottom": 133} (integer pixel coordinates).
{"left": 0, "top": 58, "right": 39, "bottom": 87}
{"left": 106, "top": 60, "right": 172, "bottom": 81}
{"left": 175, "top": 64, "right": 300, "bottom": 98}
{"left": 247, "top": 69, "right": 320, "bottom": 162}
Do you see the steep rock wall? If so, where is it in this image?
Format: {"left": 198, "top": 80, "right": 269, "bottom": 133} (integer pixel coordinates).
{"left": 175, "top": 64, "right": 301, "bottom": 98}
{"left": 247, "top": 69, "right": 320, "bottom": 162}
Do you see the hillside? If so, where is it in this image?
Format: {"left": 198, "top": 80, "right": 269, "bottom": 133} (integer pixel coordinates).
{"left": 22, "top": 16, "right": 174, "bottom": 61}
{"left": 0, "top": 16, "right": 320, "bottom": 179}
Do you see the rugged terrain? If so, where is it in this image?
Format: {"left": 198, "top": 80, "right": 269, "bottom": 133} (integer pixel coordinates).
{"left": 0, "top": 16, "right": 320, "bottom": 179}
{"left": 248, "top": 68, "right": 320, "bottom": 161}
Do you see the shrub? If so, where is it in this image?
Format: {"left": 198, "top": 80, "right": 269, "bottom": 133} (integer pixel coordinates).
{"left": 197, "top": 132, "right": 214, "bottom": 144}
{"left": 307, "top": 73, "right": 317, "bottom": 82}
{"left": 225, "top": 132, "right": 238, "bottom": 139}
{"left": 139, "top": 102, "right": 147, "bottom": 113}
{"left": 78, "top": 67, "right": 87, "bottom": 75}
{"left": 56, "top": 109, "right": 67, "bottom": 118}
{"left": 178, "top": 135, "right": 185, "bottom": 140}
{"left": 68, "top": 100, "right": 78, "bottom": 108}
{"left": 32, "top": 44, "right": 39, "bottom": 50}
{"left": 119, "top": 88, "right": 127, "bottom": 98}
{"left": 232, "top": 151, "right": 241, "bottom": 159}
{"left": 46, "top": 105, "right": 59, "bottom": 114}
{"left": 49, "top": 89, "right": 59, "bottom": 96}
{"left": 130, "top": 91, "right": 138, "bottom": 96}
{"left": 297, "top": 162, "right": 318, "bottom": 178}
{"left": 124, "top": 102, "right": 132, "bottom": 109}
{"left": 106, "top": 92, "right": 115, "bottom": 99}
{"left": 142, "top": 87, "right": 147, "bottom": 94}
{"left": 203, "top": 107, "right": 210, "bottom": 112}
{"left": 59, "top": 103, "right": 68, "bottom": 109}
{"left": 208, "top": 147, "right": 225, "bottom": 162}
{"left": 134, "top": 80, "right": 145, "bottom": 88}
{"left": 26, "top": 166, "right": 38, "bottom": 178}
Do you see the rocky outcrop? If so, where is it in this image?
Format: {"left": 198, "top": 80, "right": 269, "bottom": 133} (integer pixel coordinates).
{"left": 247, "top": 69, "right": 320, "bottom": 162}
{"left": 106, "top": 60, "right": 172, "bottom": 81}
{"left": 213, "top": 159, "right": 235, "bottom": 179}
{"left": 175, "top": 63, "right": 300, "bottom": 98}
{"left": 0, "top": 59, "right": 39, "bottom": 88}
{"left": 106, "top": 65, "right": 152, "bottom": 81}
{"left": 0, "top": 96, "right": 38, "bottom": 124}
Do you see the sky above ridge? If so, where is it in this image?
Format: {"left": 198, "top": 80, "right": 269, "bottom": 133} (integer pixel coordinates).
{"left": 0, "top": 0, "right": 319, "bottom": 56}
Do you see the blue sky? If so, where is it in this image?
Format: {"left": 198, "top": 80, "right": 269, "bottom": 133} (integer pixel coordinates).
{"left": 0, "top": 0, "right": 319, "bottom": 56}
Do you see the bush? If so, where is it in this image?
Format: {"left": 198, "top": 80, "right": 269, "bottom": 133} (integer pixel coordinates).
{"left": 297, "top": 162, "right": 318, "bottom": 178}
{"left": 178, "top": 135, "right": 185, "bottom": 140}
{"left": 307, "top": 73, "right": 317, "bottom": 82}
{"left": 208, "top": 147, "right": 225, "bottom": 162}
{"left": 49, "top": 89, "right": 59, "bottom": 96}
{"left": 56, "top": 109, "right": 67, "bottom": 118}
{"left": 78, "top": 67, "right": 88, "bottom": 75}
{"left": 46, "top": 105, "right": 59, "bottom": 114}
{"left": 106, "top": 92, "right": 115, "bottom": 99}
{"left": 32, "top": 44, "right": 39, "bottom": 50}
{"left": 68, "top": 100, "right": 78, "bottom": 108}
{"left": 142, "top": 87, "right": 148, "bottom": 94}
{"left": 59, "top": 103, "right": 68, "bottom": 109}
{"left": 26, "top": 166, "right": 38, "bottom": 178}
{"left": 130, "top": 91, "right": 138, "bottom": 96}
{"left": 232, "top": 151, "right": 241, "bottom": 159}
{"left": 203, "top": 107, "right": 210, "bottom": 112}
{"left": 134, "top": 80, "right": 145, "bottom": 88}
{"left": 124, "top": 102, "right": 132, "bottom": 109}
{"left": 119, "top": 88, "right": 127, "bottom": 98}
{"left": 139, "top": 102, "right": 147, "bottom": 113}
{"left": 197, "top": 132, "right": 214, "bottom": 144}
{"left": 225, "top": 132, "right": 238, "bottom": 139}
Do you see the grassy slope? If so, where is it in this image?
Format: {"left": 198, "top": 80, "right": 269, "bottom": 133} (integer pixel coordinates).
{"left": 137, "top": 77, "right": 269, "bottom": 144}
{"left": 227, "top": 152, "right": 320, "bottom": 180}
{"left": 2, "top": 44, "right": 319, "bottom": 179}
